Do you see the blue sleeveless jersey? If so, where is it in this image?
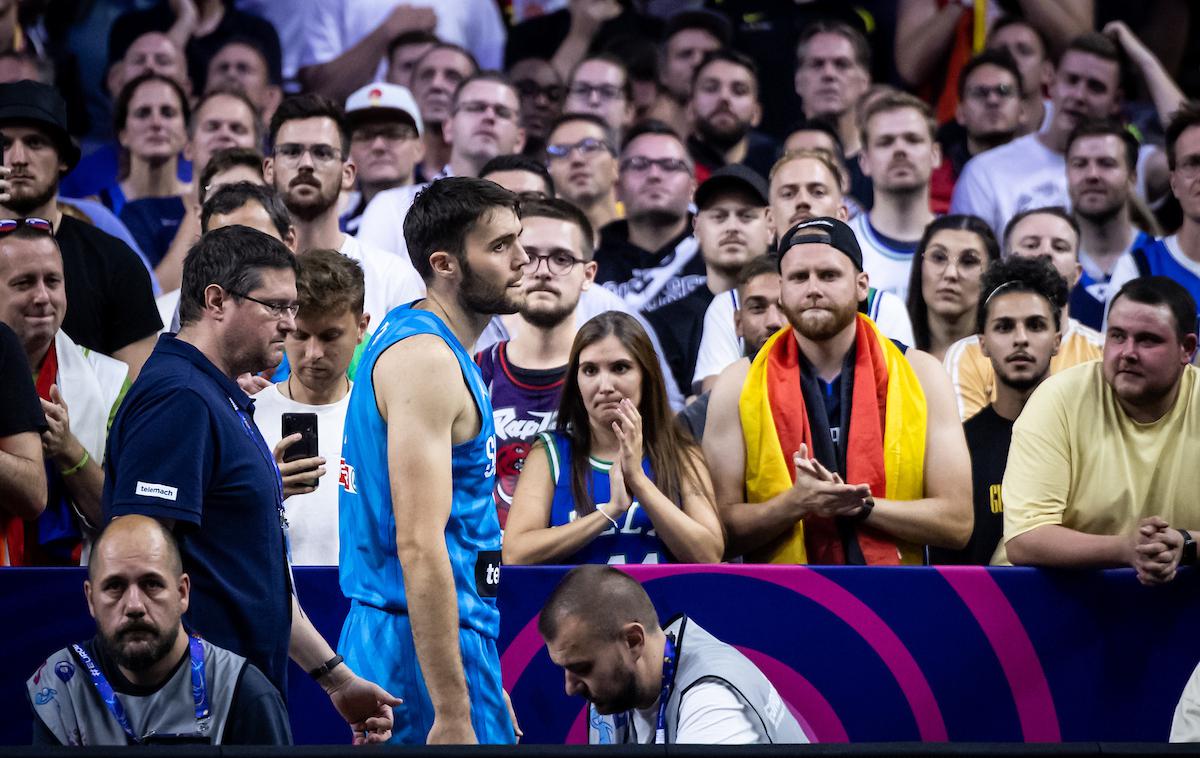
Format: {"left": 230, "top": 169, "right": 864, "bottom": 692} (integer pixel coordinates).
{"left": 339, "top": 304, "right": 502, "bottom": 639}
{"left": 541, "top": 431, "right": 675, "bottom": 565}
{"left": 1130, "top": 237, "right": 1200, "bottom": 331}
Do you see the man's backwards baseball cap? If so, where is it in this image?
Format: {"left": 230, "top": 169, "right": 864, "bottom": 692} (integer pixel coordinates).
{"left": 778, "top": 216, "right": 863, "bottom": 271}
{"left": 0, "top": 80, "right": 80, "bottom": 170}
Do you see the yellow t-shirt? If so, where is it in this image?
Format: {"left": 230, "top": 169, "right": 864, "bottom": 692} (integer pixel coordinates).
{"left": 995, "top": 362, "right": 1200, "bottom": 565}
{"left": 944, "top": 319, "right": 1103, "bottom": 421}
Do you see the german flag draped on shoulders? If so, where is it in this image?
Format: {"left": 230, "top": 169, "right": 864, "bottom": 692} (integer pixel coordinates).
{"left": 740, "top": 313, "right": 927, "bottom": 565}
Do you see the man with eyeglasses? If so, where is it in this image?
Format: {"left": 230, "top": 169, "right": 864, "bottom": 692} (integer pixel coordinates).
{"left": 475, "top": 198, "right": 595, "bottom": 527}
{"left": 595, "top": 120, "right": 702, "bottom": 315}
{"left": 104, "top": 226, "right": 401, "bottom": 739}
{"left": 944, "top": 207, "right": 1103, "bottom": 421}
{"left": 544, "top": 113, "right": 620, "bottom": 237}
{"left": 930, "top": 50, "right": 1023, "bottom": 213}
{"left": 1107, "top": 103, "right": 1200, "bottom": 331}
{"left": 341, "top": 82, "right": 426, "bottom": 235}
{"left": 563, "top": 54, "right": 634, "bottom": 143}
{"left": 951, "top": 28, "right": 1183, "bottom": 238}
{"left": 703, "top": 216, "right": 972, "bottom": 564}
{"left": 266, "top": 94, "right": 423, "bottom": 351}
{"left": 509, "top": 57, "right": 564, "bottom": 161}
{"left": 359, "top": 72, "right": 526, "bottom": 261}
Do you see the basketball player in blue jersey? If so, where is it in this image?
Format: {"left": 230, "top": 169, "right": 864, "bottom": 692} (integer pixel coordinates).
{"left": 338, "top": 177, "right": 527, "bottom": 744}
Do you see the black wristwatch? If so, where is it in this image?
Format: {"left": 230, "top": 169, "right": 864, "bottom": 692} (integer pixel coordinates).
{"left": 853, "top": 497, "right": 875, "bottom": 522}
{"left": 1180, "top": 529, "right": 1197, "bottom": 567}
{"left": 308, "top": 653, "right": 344, "bottom": 681}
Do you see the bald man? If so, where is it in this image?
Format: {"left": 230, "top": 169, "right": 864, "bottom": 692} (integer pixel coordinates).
{"left": 27, "top": 516, "right": 291, "bottom": 745}
{"left": 540, "top": 565, "right": 809, "bottom": 745}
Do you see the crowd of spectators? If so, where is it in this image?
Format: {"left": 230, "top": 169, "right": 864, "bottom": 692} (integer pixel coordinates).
{"left": 2, "top": 0, "right": 1200, "bottom": 743}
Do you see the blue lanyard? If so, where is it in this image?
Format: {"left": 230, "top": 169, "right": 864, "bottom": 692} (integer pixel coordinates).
{"left": 654, "top": 635, "right": 677, "bottom": 744}
{"left": 73, "top": 635, "right": 210, "bottom": 743}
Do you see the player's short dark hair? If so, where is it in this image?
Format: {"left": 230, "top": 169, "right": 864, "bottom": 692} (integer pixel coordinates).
{"left": 1062, "top": 31, "right": 1121, "bottom": 68}
{"left": 269, "top": 93, "right": 349, "bottom": 156}
{"left": 1109, "top": 276, "right": 1198, "bottom": 342}
{"left": 988, "top": 15, "right": 1049, "bottom": 59}
{"left": 179, "top": 224, "right": 298, "bottom": 327}
{"left": 736, "top": 254, "right": 780, "bottom": 290}
{"left": 546, "top": 112, "right": 618, "bottom": 152}
{"left": 957, "top": 48, "right": 1024, "bottom": 100}
{"left": 1065, "top": 119, "right": 1139, "bottom": 174}
{"left": 451, "top": 70, "right": 518, "bottom": 111}
{"left": 518, "top": 197, "right": 594, "bottom": 259}
{"left": 977, "top": 254, "right": 1069, "bottom": 333}
{"left": 200, "top": 181, "right": 291, "bottom": 238}
{"left": 413, "top": 42, "right": 479, "bottom": 81}
{"left": 569, "top": 53, "right": 633, "bottom": 103}
{"left": 539, "top": 565, "right": 661, "bottom": 643}
{"left": 1166, "top": 101, "right": 1200, "bottom": 172}
{"left": 296, "top": 247, "right": 365, "bottom": 319}
{"left": 114, "top": 72, "right": 191, "bottom": 134}
{"left": 1003, "top": 206, "right": 1080, "bottom": 254}
{"left": 199, "top": 147, "right": 265, "bottom": 204}
{"left": 403, "top": 177, "right": 520, "bottom": 281}
{"left": 190, "top": 86, "right": 262, "bottom": 143}
{"left": 619, "top": 118, "right": 684, "bottom": 154}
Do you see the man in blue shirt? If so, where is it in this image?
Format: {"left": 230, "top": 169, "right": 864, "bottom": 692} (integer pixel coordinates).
{"left": 340, "top": 177, "right": 526, "bottom": 744}
{"left": 103, "top": 225, "right": 399, "bottom": 742}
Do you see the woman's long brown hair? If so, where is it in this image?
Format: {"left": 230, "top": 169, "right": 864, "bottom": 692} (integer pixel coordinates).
{"left": 555, "top": 311, "right": 705, "bottom": 518}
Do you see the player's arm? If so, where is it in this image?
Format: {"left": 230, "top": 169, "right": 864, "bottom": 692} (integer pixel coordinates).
{"left": 376, "top": 337, "right": 476, "bottom": 743}
{"left": 862, "top": 350, "right": 973, "bottom": 550}
{"left": 503, "top": 439, "right": 626, "bottom": 565}
{"left": 702, "top": 360, "right": 867, "bottom": 558}
{"left": 0, "top": 430, "right": 46, "bottom": 520}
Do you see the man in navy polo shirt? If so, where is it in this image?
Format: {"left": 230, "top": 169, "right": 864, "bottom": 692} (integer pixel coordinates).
{"left": 102, "top": 226, "right": 399, "bottom": 742}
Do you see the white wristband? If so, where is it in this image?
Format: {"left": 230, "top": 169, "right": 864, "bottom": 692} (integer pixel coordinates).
{"left": 598, "top": 504, "right": 619, "bottom": 528}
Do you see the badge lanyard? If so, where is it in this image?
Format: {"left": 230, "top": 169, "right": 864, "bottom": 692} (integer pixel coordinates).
{"left": 73, "top": 635, "right": 210, "bottom": 743}
{"left": 654, "top": 635, "right": 677, "bottom": 745}
{"left": 228, "top": 397, "right": 291, "bottom": 559}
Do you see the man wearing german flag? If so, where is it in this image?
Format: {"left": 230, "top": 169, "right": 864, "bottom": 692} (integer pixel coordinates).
{"left": 704, "top": 217, "right": 972, "bottom": 564}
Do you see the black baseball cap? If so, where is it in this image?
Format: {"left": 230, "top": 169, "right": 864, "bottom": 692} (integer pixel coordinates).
{"left": 0, "top": 80, "right": 80, "bottom": 170}
{"left": 778, "top": 217, "right": 863, "bottom": 271}
{"left": 694, "top": 164, "right": 768, "bottom": 209}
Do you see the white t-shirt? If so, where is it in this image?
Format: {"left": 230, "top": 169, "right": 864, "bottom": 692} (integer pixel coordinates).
{"left": 628, "top": 678, "right": 768, "bottom": 745}
{"left": 690, "top": 288, "right": 916, "bottom": 389}
{"left": 339, "top": 234, "right": 424, "bottom": 331}
{"left": 299, "top": 0, "right": 505, "bottom": 75}
{"left": 951, "top": 133, "right": 1158, "bottom": 238}
{"left": 252, "top": 384, "right": 351, "bottom": 566}
{"left": 849, "top": 212, "right": 918, "bottom": 302}
{"left": 356, "top": 182, "right": 426, "bottom": 260}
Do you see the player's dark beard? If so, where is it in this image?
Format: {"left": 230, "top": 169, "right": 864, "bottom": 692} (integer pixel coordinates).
{"left": 101, "top": 621, "right": 179, "bottom": 672}
{"left": 997, "top": 366, "right": 1050, "bottom": 394}
{"left": 593, "top": 664, "right": 643, "bottom": 715}
{"left": 6, "top": 177, "right": 58, "bottom": 216}
{"left": 789, "top": 298, "right": 857, "bottom": 341}
{"left": 520, "top": 293, "right": 577, "bottom": 329}
{"left": 1075, "top": 196, "right": 1125, "bottom": 226}
{"left": 695, "top": 111, "right": 751, "bottom": 152}
{"left": 459, "top": 255, "right": 521, "bottom": 316}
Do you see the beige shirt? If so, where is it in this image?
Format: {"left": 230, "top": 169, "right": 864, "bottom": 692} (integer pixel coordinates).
{"left": 996, "top": 362, "right": 1200, "bottom": 565}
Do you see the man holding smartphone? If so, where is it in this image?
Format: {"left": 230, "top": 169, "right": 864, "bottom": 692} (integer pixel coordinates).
{"left": 253, "top": 248, "right": 369, "bottom": 566}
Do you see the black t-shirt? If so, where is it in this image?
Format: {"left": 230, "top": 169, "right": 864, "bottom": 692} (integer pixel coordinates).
{"left": 0, "top": 322, "right": 46, "bottom": 437}
{"left": 504, "top": 9, "right": 662, "bottom": 69}
{"left": 646, "top": 284, "right": 714, "bottom": 397}
{"left": 31, "top": 637, "right": 292, "bottom": 745}
{"left": 929, "top": 404, "right": 1013, "bottom": 566}
{"left": 56, "top": 215, "right": 163, "bottom": 357}
{"left": 594, "top": 219, "right": 706, "bottom": 312}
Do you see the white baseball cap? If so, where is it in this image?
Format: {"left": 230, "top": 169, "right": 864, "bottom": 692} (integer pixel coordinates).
{"left": 345, "top": 82, "right": 423, "bottom": 137}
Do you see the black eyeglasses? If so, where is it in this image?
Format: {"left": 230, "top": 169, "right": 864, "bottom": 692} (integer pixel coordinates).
{"left": 546, "top": 137, "right": 613, "bottom": 161}
{"left": 964, "top": 83, "right": 1017, "bottom": 102}
{"left": 0, "top": 217, "right": 52, "bottom": 235}
{"left": 514, "top": 80, "right": 565, "bottom": 103}
{"left": 619, "top": 156, "right": 692, "bottom": 175}
{"left": 229, "top": 291, "right": 299, "bottom": 319}
{"left": 524, "top": 251, "right": 586, "bottom": 276}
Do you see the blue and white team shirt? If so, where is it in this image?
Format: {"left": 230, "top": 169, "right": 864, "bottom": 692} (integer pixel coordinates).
{"left": 849, "top": 213, "right": 920, "bottom": 303}
{"left": 1106, "top": 234, "right": 1200, "bottom": 332}
{"left": 1073, "top": 231, "right": 1152, "bottom": 331}
{"left": 338, "top": 304, "right": 502, "bottom": 639}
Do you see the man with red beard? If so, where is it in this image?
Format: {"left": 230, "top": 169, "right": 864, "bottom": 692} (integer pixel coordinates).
{"left": 685, "top": 49, "right": 777, "bottom": 184}
{"left": 704, "top": 216, "right": 971, "bottom": 563}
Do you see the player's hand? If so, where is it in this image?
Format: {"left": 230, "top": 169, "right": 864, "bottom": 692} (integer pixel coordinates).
{"left": 322, "top": 666, "right": 403, "bottom": 745}
{"left": 40, "top": 384, "right": 77, "bottom": 463}
{"left": 788, "top": 444, "right": 870, "bottom": 519}
{"left": 273, "top": 433, "right": 326, "bottom": 497}
{"left": 502, "top": 688, "right": 522, "bottom": 744}
{"left": 384, "top": 4, "right": 437, "bottom": 38}
{"left": 603, "top": 457, "right": 634, "bottom": 520}
{"left": 567, "top": 0, "right": 621, "bottom": 37}
{"left": 1132, "top": 516, "right": 1183, "bottom": 585}
{"left": 427, "top": 716, "right": 478, "bottom": 744}
{"left": 612, "top": 398, "right": 643, "bottom": 480}
{"left": 0, "top": 165, "right": 11, "bottom": 205}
